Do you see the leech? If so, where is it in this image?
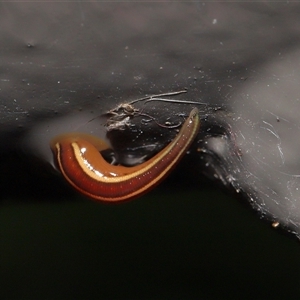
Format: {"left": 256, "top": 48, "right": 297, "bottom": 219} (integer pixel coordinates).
{"left": 51, "top": 108, "right": 200, "bottom": 202}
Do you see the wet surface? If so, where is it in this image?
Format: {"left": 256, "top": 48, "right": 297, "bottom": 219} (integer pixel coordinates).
{"left": 1, "top": 3, "right": 300, "bottom": 298}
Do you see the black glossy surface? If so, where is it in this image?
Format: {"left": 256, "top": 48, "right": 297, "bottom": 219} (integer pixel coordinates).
{"left": 1, "top": 3, "right": 300, "bottom": 299}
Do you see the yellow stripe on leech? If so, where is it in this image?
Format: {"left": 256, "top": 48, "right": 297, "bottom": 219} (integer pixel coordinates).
{"left": 70, "top": 109, "right": 199, "bottom": 184}
{"left": 55, "top": 108, "right": 200, "bottom": 201}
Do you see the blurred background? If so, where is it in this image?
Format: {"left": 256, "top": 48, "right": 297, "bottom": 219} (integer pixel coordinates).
{"left": 1, "top": 2, "right": 300, "bottom": 299}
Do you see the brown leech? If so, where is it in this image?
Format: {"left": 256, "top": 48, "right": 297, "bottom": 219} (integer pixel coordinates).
{"left": 51, "top": 108, "right": 200, "bottom": 202}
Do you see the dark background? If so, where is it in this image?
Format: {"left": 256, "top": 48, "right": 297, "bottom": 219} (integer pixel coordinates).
{"left": 2, "top": 183, "right": 300, "bottom": 299}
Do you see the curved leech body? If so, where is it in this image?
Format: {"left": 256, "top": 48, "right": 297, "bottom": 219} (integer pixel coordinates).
{"left": 51, "top": 108, "right": 200, "bottom": 202}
